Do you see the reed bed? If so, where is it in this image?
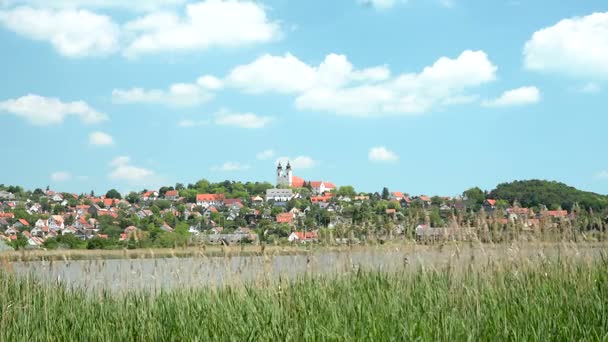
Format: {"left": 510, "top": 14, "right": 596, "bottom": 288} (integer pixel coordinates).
{"left": 0, "top": 248, "right": 607, "bottom": 341}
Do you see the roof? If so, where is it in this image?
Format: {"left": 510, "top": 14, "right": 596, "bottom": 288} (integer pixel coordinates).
{"left": 486, "top": 199, "right": 497, "bottom": 206}
{"left": 419, "top": 196, "right": 431, "bottom": 202}
{"left": 18, "top": 219, "right": 29, "bottom": 226}
{"left": 276, "top": 213, "right": 294, "bottom": 223}
{"left": 392, "top": 192, "right": 405, "bottom": 198}
{"left": 544, "top": 210, "right": 568, "bottom": 217}
{"left": 165, "top": 190, "right": 179, "bottom": 197}
{"left": 386, "top": 209, "right": 396, "bottom": 214}
{"left": 196, "top": 194, "right": 225, "bottom": 202}
{"left": 291, "top": 176, "right": 305, "bottom": 188}
{"left": 292, "top": 231, "right": 318, "bottom": 240}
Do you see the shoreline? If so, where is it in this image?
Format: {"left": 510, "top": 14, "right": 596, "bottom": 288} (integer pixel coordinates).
{"left": 1, "top": 240, "right": 606, "bottom": 262}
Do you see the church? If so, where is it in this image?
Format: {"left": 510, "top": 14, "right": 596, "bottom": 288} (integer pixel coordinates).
{"left": 276, "top": 162, "right": 336, "bottom": 194}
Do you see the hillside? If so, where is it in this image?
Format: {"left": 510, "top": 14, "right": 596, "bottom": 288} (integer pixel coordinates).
{"left": 488, "top": 180, "right": 608, "bottom": 211}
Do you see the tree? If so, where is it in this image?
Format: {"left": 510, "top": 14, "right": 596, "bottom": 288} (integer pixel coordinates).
{"left": 336, "top": 186, "right": 357, "bottom": 198}
{"left": 105, "top": 189, "right": 122, "bottom": 200}
{"left": 382, "top": 187, "right": 390, "bottom": 200}
{"left": 463, "top": 187, "right": 485, "bottom": 206}
{"left": 126, "top": 192, "right": 139, "bottom": 204}
{"left": 10, "top": 235, "right": 27, "bottom": 250}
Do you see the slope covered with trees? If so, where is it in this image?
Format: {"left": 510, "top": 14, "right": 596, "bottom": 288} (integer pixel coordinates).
{"left": 488, "top": 180, "right": 608, "bottom": 211}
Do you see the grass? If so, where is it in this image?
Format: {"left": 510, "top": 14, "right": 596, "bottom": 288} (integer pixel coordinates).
{"left": 0, "top": 250, "right": 607, "bottom": 341}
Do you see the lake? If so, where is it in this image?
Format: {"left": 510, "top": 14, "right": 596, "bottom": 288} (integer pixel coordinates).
{"left": 3, "top": 242, "right": 605, "bottom": 292}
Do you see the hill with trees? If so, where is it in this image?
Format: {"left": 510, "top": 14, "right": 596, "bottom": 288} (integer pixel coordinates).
{"left": 488, "top": 180, "right": 608, "bottom": 211}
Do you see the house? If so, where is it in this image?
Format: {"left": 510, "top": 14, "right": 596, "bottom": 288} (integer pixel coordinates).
{"left": 141, "top": 190, "right": 159, "bottom": 201}
{"left": 4, "top": 227, "right": 18, "bottom": 236}
{"left": 390, "top": 192, "right": 406, "bottom": 201}
{"left": 386, "top": 208, "right": 397, "bottom": 216}
{"left": 13, "top": 219, "right": 29, "bottom": 229}
{"left": 354, "top": 195, "right": 370, "bottom": 201}
{"left": 288, "top": 231, "right": 318, "bottom": 243}
{"left": 50, "top": 193, "right": 64, "bottom": 202}
{"left": 160, "top": 223, "right": 174, "bottom": 232}
{"left": 48, "top": 215, "right": 65, "bottom": 231}
{"left": 31, "top": 226, "right": 50, "bottom": 238}
{"left": 276, "top": 213, "right": 294, "bottom": 224}
{"left": 0, "top": 191, "right": 15, "bottom": 200}
{"left": 266, "top": 188, "right": 293, "bottom": 202}
{"left": 26, "top": 236, "right": 44, "bottom": 249}
{"left": 196, "top": 194, "right": 225, "bottom": 207}
{"left": 103, "top": 198, "right": 118, "bottom": 207}
{"left": 483, "top": 199, "right": 497, "bottom": 211}
{"left": 165, "top": 190, "right": 179, "bottom": 201}
{"left": 251, "top": 196, "right": 264, "bottom": 206}
{"left": 311, "top": 195, "right": 331, "bottom": 204}
{"left": 310, "top": 181, "right": 336, "bottom": 195}
{"left": 0, "top": 212, "right": 15, "bottom": 219}
{"left": 0, "top": 218, "right": 8, "bottom": 228}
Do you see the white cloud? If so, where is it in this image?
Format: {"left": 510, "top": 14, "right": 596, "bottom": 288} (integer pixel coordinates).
{"left": 524, "top": 12, "right": 608, "bottom": 79}
{"left": 482, "top": 86, "right": 540, "bottom": 108}
{"left": 112, "top": 82, "right": 213, "bottom": 107}
{"left": 89, "top": 131, "right": 114, "bottom": 146}
{"left": 579, "top": 82, "right": 601, "bottom": 94}
{"left": 108, "top": 156, "right": 154, "bottom": 181}
{"left": 276, "top": 156, "right": 319, "bottom": 169}
{"left": 211, "top": 161, "right": 250, "bottom": 172}
{"left": 295, "top": 50, "right": 497, "bottom": 116}
{"left": 197, "top": 75, "right": 224, "bottom": 90}
{"left": 595, "top": 171, "right": 608, "bottom": 180}
{"left": 177, "top": 119, "right": 209, "bottom": 127}
{"left": 225, "top": 50, "right": 496, "bottom": 116}
{"left": 0, "top": 6, "right": 119, "bottom": 57}
{"left": 0, "top": 94, "right": 108, "bottom": 125}
{"left": 123, "top": 0, "right": 281, "bottom": 58}
{"left": 358, "top": 0, "right": 399, "bottom": 10}
{"left": 51, "top": 171, "right": 72, "bottom": 182}
{"left": 256, "top": 149, "right": 275, "bottom": 160}
{"left": 368, "top": 146, "right": 399, "bottom": 163}
{"left": 3, "top": 0, "right": 186, "bottom": 12}
{"left": 214, "top": 109, "right": 273, "bottom": 129}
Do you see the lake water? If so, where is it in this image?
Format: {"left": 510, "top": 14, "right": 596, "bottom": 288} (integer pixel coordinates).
{"left": 4, "top": 243, "right": 605, "bottom": 292}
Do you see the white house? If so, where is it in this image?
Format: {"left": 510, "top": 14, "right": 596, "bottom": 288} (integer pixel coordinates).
{"left": 266, "top": 188, "right": 294, "bottom": 202}
{"left": 310, "top": 181, "right": 336, "bottom": 195}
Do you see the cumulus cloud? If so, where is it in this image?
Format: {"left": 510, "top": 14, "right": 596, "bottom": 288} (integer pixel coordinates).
{"left": 112, "top": 82, "right": 214, "bottom": 107}
{"left": 0, "top": 1, "right": 280, "bottom": 58}
{"left": 482, "top": 86, "right": 540, "bottom": 107}
{"left": 256, "top": 149, "right": 275, "bottom": 160}
{"left": 276, "top": 156, "right": 319, "bottom": 169}
{"left": 3, "top": 0, "right": 186, "bottom": 12}
{"left": 368, "top": 146, "right": 399, "bottom": 163}
{"left": 89, "top": 131, "right": 114, "bottom": 146}
{"left": 214, "top": 109, "right": 273, "bottom": 129}
{"left": 0, "top": 6, "right": 119, "bottom": 57}
{"left": 123, "top": 0, "right": 281, "bottom": 58}
{"left": 211, "top": 161, "right": 250, "bottom": 172}
{"left": 225, "top": 50, "right": 496, "bottom": 116}
{"left": 0, "top": 94, "right": 108, "bottom": 125}
{"left": 51, "top": 171, "right": 72, "bottom": 182}
{"left": 177, "top": 119, "right": 209, "bottom": 127}
{"left": 358, "top": 0, "right": 400, "bottom": 10}
{"left": 524, "top": 12, "right": 608, "bottom": 79}
{"left": 108, "top": 156, "right": 154, "bottom": 181}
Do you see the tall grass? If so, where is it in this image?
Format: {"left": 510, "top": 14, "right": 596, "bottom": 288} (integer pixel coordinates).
{"left": 0, "top": 254, "right": 607, "bottom": 341}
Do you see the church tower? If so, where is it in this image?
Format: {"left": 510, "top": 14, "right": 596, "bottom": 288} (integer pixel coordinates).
{"left": 286, "top": 161, "right": 293, "bottom": 186}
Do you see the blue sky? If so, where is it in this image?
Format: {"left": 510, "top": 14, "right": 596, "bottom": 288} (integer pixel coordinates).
{"left": 0, "top": 0, "right": 607, "bottom": 196}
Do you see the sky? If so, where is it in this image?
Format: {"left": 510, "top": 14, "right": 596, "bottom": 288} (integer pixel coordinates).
{"left": 0, "top": 0, "right": 607, "bottom": 196}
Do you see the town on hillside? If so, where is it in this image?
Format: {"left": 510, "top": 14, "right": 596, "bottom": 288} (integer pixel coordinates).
{"left": 0, "top": 165, "right": 604, "bottom": 250}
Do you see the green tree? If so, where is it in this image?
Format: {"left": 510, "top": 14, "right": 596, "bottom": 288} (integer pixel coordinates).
{"left": 105, "top": 189, "right": 122, "bottom": 200}
{"left": 382, "top": 187, "right": 390, "bottom": 200}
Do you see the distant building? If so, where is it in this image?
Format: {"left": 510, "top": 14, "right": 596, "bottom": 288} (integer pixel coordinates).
{"left": 276, "top": 162, "right": 305, "bottom": 187}
{"left": 266, "top": 188, "right": 293, "bottom": 202}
